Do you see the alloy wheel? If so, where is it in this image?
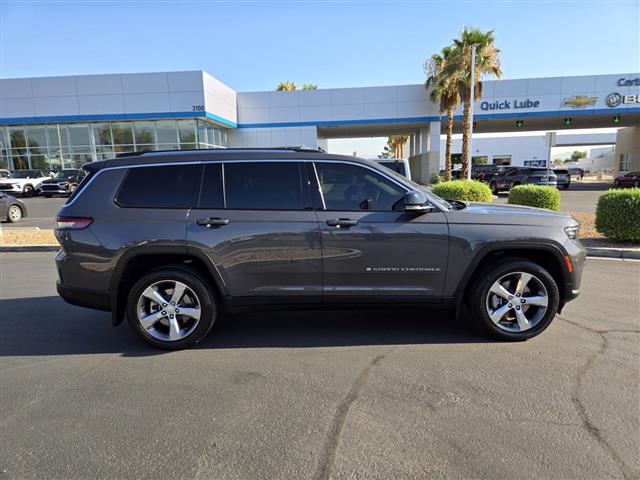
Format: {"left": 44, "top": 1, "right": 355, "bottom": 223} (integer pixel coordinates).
{"left": 8, "top": 206, "right": 22, "bottom": 222}
{"left": 485, "top": 271, "right": 549, "bottom": 333}
{"left": 136, "top": 280, "right": 201, "bottom": 342}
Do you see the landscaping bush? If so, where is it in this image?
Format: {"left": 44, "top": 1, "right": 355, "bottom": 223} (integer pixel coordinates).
{"left": 595, "top": 188, "right": 640, "bottom": 242}
{"left": 431, "top": 180, "right": 493, "bottom": 203}
{"left": 508, "top": 185, "right": 560, "bottom": 211}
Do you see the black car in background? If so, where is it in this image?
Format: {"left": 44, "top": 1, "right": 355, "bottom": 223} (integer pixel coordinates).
{"left": 0, "top": 192, "right": 27, "bottom": 223}
{"left": 489, "top": 167, "right": 558, "bottom": 194}
{"left": 472, "top": 165, "right": 513, "bottom": 183}
{"left": 41, "top": 169, "right": 86, "bottom": 197}
{"left": 553, "top": 169, "right": 571, "bottom": 189}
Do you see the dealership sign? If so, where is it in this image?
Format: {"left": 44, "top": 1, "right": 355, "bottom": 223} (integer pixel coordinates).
{"left": 606, "top": 92, "right": 640, "bottom": 107}
{"left": 617, "top": 77, "right": 640, "bottom": 86}
{"left": 480, "top": 99, "right": 540, "bottom": 111}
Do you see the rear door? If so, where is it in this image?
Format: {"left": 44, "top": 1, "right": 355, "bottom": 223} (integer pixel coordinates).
{"left": 310, "top": 161, "right": 449, "bottom": 302}
{"left": 186, "top": 160, "right": 322, "bottom": 301}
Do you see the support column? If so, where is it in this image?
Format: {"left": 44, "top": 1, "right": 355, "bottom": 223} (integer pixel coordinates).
{"left": 408, "top": 122, "right": 441, "bottom": 184}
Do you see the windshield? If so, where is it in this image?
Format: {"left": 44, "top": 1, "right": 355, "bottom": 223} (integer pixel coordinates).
{"left": 54, "top": 170, "right": 77, "bottom": 179}
{"left": 9, "top": 170, "right": 37, "bottom": 179}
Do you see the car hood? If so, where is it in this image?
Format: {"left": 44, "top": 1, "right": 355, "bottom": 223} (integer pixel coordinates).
{"left": 445, "top": 202, "right": 574, "bottom": 226}
{"left": 42, "top": 178, "right": 70, "bottom": 184}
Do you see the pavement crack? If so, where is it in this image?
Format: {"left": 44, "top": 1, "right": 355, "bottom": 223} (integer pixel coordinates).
{"left": 560, "top": 315, "right": 637, "bottom": 479}
{"left": 313, "top": 347, "right": 394, "bottom": 480}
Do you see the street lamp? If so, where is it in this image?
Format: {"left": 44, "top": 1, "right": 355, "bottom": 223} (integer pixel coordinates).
{"left": 466, "top": 43, "right": 479, "bottom": 181}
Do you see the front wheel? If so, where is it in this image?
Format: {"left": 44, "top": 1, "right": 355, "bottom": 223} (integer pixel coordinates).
{"left": 22, "top": 185, "right": 34, "bottom": 197}
{"left": 490, "top": 182, "right": 498, "bottom": 195}
{"left": 126, "top": 267, "right": 217, "bottom": 350}
{"left": 7, "top": 205, "right": 23, "bottom": 223}
{"left": 468, "top": 259, "right": 560, "bottom": 341}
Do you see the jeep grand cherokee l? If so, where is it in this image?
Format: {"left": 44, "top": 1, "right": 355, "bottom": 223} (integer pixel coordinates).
{"left": 55, "top": 149, "right": 585, "bottom": 350}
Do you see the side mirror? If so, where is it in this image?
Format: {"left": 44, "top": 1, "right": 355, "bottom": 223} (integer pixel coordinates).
{"left": 402, "top": 191, "right": 433, "bottom": 213}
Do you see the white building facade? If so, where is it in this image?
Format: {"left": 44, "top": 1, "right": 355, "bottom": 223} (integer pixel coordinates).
{"left": 1, "top": 70, "right": 639, "bottom": 180}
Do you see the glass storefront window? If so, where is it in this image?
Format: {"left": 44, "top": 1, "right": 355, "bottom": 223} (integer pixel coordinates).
{"left": 133, "top": 122, "right": 155, "bottom": 146}
{"left": 26, "top": 125, "right": 47, "bottom": 150}
{"left": 68, "top": 124, "right": 91, "bottom": 146}
{"left": 112, "top": 122, "right": 134, "bottom": 145}
{"left": 180, "top": 143, "right": 197, "bottom": 150}
{"left": 178, "top": 120, "right": 197, "bottom": 144}
{"left": 47, "top": 125, "right": 61, "bottom": 149}
{"left": 155, "top": 120, "right": 178, "bottom": 144}
{"left": 92, "top": 123, "right": 112, "bottom": 146}
{"left": 197, "top": 124, "right": 208, "bottom": 144}
{"left": 9, "top": 127, "right": 26, "bottom": 148}
{"left": 30, "top": 155, "right": 49, "bottom": 170}
{"left": 10, "top": 150, "right": 29, "bottom": 169}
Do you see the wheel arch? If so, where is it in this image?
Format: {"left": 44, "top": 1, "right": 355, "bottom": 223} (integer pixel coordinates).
{"left": 109, "top": 246, "right": 227, "bottom": 326}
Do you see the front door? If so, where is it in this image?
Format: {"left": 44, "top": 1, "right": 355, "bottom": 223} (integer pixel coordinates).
{"left": 186, "top": 161, "right": 322, "bottom": 301}
{"left": 311, "top": 161, "right": 449, "bottom": 302}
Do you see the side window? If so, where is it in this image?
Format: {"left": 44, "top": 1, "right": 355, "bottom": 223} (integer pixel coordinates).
{"left": 224, "top": 162, "right": 305, "bottom": 210}
{"left": 116, "top": 164, "right": 200, "bottom": 208}
{"left": 198, "top": 163, "right": 224, "bottom": 209}
{"left": 315, "top": 162, "right": 406, "bottom": 211}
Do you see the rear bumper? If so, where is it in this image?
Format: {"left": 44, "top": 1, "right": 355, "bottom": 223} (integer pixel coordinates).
{"left": 57, "top": 281, "right": 112, "bottom": 312}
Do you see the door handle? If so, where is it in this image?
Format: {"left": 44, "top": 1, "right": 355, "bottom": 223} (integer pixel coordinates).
{"left": 196, "top": 217, "right": 230, "bottom": 227}
{"left": 326, "top": 218, "right": 358, "bottom": 227}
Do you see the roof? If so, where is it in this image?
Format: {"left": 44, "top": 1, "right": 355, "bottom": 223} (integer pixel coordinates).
{"left": 83, "top": 148, "right": 368, "bottom": 170}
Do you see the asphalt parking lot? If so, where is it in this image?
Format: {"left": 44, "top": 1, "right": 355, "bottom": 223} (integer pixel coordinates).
{"left": 0, "top": 253, "right": 638, "bottom": 479}
{"left": 1, "top": 182, "right": 612, "bottom": 230}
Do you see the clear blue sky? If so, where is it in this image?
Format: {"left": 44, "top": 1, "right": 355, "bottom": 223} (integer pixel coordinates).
{"left": 1, "top": 0, "right": 639, "bottom": 91}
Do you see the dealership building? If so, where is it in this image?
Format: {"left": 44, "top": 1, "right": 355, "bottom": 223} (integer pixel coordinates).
{"left": 1, "top": 70, "right": 638, "bottom": 182}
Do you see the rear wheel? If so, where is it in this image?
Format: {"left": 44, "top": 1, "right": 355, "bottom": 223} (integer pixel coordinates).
{"left": 127, "top": 267, "right": 217, "bottom": 350}
{"left": 468, "top": 259, "right": 560, "bottom": 341}
{"left": 7, "top": 205, "right": 23, "bottom": 223}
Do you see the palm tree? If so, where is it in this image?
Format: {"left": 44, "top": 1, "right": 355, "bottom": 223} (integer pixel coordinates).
{"left": 453, "top": 27, "right": 502, "bottom": 178}
{"left": 387, "top": 135, "right": 409, "bottom": 158}
{"left": 425, "top": 45, "right": 461, "bottom": 181}
{"left": 276, "top": 81, "right": 297, "bottom": 91}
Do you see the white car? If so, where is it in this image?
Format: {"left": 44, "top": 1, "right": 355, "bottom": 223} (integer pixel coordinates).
{"left": 374, "top": 158, "right": 412, "bottom": 179}
{"left": 0, "top": 169, "right": 52, "bottom": 197}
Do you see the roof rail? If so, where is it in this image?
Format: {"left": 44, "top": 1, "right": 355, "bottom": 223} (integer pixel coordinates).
{"left": 114, "top": 146, "right": 326, "bottom": 158}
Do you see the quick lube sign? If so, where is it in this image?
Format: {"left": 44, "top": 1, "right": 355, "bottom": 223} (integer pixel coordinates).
{"left": 480, "top": 99, "right": 540, "bottom": 111}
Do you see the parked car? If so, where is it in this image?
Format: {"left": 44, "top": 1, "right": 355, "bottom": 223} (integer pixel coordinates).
{"left": 55, "top": 148, "right": 585, "bottom": 350}
{"left": 375, "top": 158, "right": 411, "bottom": 179}
{"left": 613, "top": 171, "right": 640, "bottom": 188}
{"left": 489, "top": 168, "right": 558, "bottom": 195}
{"left": 553, "top": 169, "right": 571, "bottom": 189}
{"left": 41, "top": 169, "right": 87, "bottom": 197}
{"left": 0, "top": 169, "right": 10, "bottom": 179}
{"left": 0, "top": 192, "right": 27, "bottom": 223}
{"left": 472, "top": 165, "right": 513, "bottom": 183}
{"left": 0, "top": 169, "right": 52, "bottom": 197}
{"left": 439, "top": 169, "right": 463, "bottom": 179}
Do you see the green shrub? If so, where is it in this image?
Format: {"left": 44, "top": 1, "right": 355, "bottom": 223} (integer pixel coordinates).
{"left": 431, "top": 180, "right": 493, "bottom": 203}
{"left": 595, "top": 188, "right": 640, "bottom": 242}
{"left": 508, "top": 185, "right": 560, "bottom": 211}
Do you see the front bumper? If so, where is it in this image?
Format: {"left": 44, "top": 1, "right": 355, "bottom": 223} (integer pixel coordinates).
{"left": 0, "top": 184, "right": 22, "bottom": 193}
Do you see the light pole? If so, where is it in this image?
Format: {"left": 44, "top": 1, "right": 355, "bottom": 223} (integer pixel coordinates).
{"left": 466, "top": 43, "right": 478, "bottom": 181}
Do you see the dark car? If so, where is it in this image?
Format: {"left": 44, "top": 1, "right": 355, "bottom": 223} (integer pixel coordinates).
{"left": 489, "top": 167, "right": 558, "bottom": 194}
{"left": 614, "top": 171, "right": 640, "bottom": 188}
{"left": 55, "top": 148, "right": 585, "bottom": 350}
{"left": 41, "top": 169, "right": 87, "bottom": 197}
{"left": 439, "top": 169, "right": 463, "bottom": 179}
{"left": 553, "top": 169, "right": 571, "bottom": 189}
{"left": 0, "top": 192, "right": 27, "bottom": 223}
{"left": 472, "top": 165, "right": 512, "bottom": 183}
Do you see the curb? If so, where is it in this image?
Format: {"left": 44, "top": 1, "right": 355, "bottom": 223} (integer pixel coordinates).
{"left": 585, "top": 247, "right": 640, "bottom": 260}
{"left": 0, "top": 245, "right": 59, "bottom": 253}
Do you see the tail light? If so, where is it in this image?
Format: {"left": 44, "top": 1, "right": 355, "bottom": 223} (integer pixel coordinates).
{"left": 56, "top": 216, "right": 93, "bottom": 229}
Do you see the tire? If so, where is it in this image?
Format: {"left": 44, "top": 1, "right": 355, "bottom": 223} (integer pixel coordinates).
{"left": 22, "top": 185, "right": 34, "bottom": 197}
{"left": 563, "top": 183, "right": 570, "bottom": 190}
{"left": 44, "top": 194, "right": 52, "bottom": 198}
{"left": 468, "top": 258, "right": 560, "bottom": 341}
{"left": 126, "top": 266, "right": 217, "bottom": 350}
{"left": 7, "top": 205, "right": 23, "bottom": 223}
{"left": 614, "top": 180, "right": 620, "bottom": 188}
{"left": 634, "top": 180, "right": 639, "bottom": 188}
{"left": 490, "top": 182, "right": 498, "bottom": 195}
{"left": 68, "top": 184, "right": 78, "bottom": 194}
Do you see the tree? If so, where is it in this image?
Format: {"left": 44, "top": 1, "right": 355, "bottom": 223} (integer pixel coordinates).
{"left": 571, "top": 150, "right": 587, "bottom": 161}
{"left": 276, "top": 81, "right": 297, "bottom": 91}
{"left": 302, "top": 84, "right": 318, "bottom": 90}
{"left": 452, "top": 27, "right": 502, "bottom": 178}
{"left": 425, "top": 45, "right": 461, "bottom": 181}
{"left": 387, "top": 136, "right": 409, "bottom": 158}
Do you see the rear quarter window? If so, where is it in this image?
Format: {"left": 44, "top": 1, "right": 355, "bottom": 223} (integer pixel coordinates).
{"left": 115, "top": 164, "right": 200, "bottom": 208}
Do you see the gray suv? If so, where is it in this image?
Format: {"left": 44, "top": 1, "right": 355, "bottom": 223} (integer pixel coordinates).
{"left": 55, "top": 149, "right": 585, "bottom": 349}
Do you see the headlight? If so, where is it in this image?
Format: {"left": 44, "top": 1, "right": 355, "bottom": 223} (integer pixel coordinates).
{"left": 564, "top": 225, "right": 579, "bottom": 240}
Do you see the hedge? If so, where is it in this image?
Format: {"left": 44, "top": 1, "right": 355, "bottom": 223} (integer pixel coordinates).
{"left": 507, "top": 185, "right": 560, "bottom": 211}
{"left": 431, "top": 180, "right": 493, "bottom": 203}
{"left": 595, "top": 188, "right": 640, "bottom": 242}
